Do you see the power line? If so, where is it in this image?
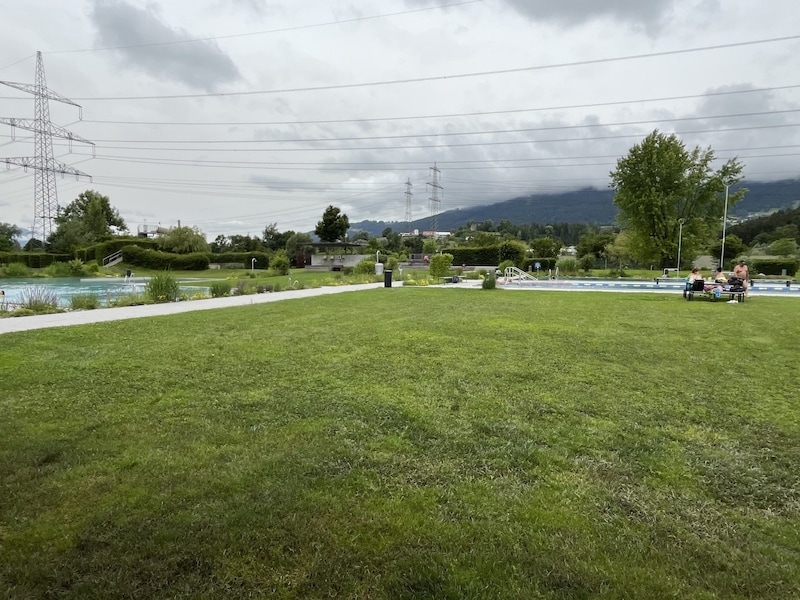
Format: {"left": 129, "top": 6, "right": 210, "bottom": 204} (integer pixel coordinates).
{"left": 41, "top": 121, "right": 800, "bottom": 153}
{"left": 63, "top": 108, "right": 800, "bottom": 145}
{"left": 44, "top": 0, "right": 484, "bottom": 55}
{"left": 74, "top": 84, "right": 800, "bottom": 127}
{"left": 61, "top": 34, "right": 800, "bottom": 101}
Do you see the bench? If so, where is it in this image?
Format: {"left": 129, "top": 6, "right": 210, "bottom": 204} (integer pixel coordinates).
{"left": 683, "top": 281, "right": 745, "bottom": 303}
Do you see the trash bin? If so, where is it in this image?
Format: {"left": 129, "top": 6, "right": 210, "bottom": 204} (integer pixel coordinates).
{"left": 384, "top": 269, "right": 392, "bottom": 287}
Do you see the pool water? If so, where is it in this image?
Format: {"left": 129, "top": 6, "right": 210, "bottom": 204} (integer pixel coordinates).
{"left": 0, "top": 277, "right": 210, "bottom": 308}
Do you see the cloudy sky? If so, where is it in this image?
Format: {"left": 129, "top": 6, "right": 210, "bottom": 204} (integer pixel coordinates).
{"left": 1, "top": 0, "right": 798, "bottom": 240}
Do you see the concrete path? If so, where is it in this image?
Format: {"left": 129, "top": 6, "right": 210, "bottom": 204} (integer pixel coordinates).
{"left": 0, "top": 282, "right": 388, "bottom": 335}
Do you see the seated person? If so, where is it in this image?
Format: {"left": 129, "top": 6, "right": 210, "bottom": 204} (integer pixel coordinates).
{"left": 687, "top": 268, "right": 703, "bottom": 283}
{"left": 686, "top": 268, "right": 705, "bottom": 291}
{"left": 712, "top": 268, "right": 727, "bottom": 283}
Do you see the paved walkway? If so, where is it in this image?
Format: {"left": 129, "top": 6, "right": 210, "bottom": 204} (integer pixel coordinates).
{"left": 0, "top": 282, "right": 388, "bottom": 335}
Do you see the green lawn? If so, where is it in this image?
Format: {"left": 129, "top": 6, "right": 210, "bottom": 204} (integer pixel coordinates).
{"left": 1, "top": 289, "right": 798, "bottom": 599}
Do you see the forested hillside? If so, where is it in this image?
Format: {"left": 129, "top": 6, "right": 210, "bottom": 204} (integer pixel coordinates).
{"left": 351, "top": 178, "right": 800, "bottom": 237}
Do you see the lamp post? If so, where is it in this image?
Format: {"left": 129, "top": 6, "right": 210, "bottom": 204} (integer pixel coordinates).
{"left": 720, "top": 184, "right": 730, "bottom": 270}
{"left": 677, "top": 218, "right": 684, "bottom": 278}
{"left": 251, "top": 257, "right": 256, "bottom": 272}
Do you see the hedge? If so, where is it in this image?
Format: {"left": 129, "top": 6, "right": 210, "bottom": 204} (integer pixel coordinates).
{"left": 120, "top": 245, "right": 210, "bottom": 270}
{"left": 746, "top": 258, "right": 799, "bottom": 276}
{"left": 447, "top": 247, "right": 501, "bottom": 266}
{"left": 76, "top": 237, "right": 160, "bottom": 264}
{"left": 210, "top": 252, "right": 270, "bottom": 269}
{"left": 523, "top": 257, "right": 558, "bottom": 271}
{"left": 0, "top": 252, "right": 72, "bottom": 268}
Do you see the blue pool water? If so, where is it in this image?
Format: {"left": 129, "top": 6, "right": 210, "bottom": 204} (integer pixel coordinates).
{"left": 0, "top": 277, "right": 210, "bottom": 307}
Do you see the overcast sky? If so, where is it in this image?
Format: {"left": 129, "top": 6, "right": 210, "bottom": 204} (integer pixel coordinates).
{"left": 1, "top": 0, "right": 798, "bottom": 240}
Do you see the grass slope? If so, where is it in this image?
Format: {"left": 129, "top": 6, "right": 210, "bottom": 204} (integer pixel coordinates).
{"left": 1, "top": 289, "right": 799, "bottom": 599}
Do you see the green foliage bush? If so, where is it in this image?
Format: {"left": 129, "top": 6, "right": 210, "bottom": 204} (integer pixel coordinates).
{"left": 385, "top": 256, "right": 399, "bottom": 272}
{"left": 76, "top": 237, "right": 158, "bottom": 264}
{"left": 210, "top": 282, "right": 231, "bottom": 297}
{"left": 523, "top": 257, "right": 557, "bottom": 272}
{"left": 211, "top": 251, "right": 269, "bottom": 269}
{"left": 145, "top": 271, "right": 180, "bottom": 303}
{"left": 498, "top": 240, "right": 527, "bottom": 267}
{"left": 448, "top": 247, "right": 500, "bottom": 266}
{"left": 748, "top": 258, "right": 799, "bottom": 276}
{"left": 498, "top": 259, "right": 515, "bottom": 274}
{"left": 579, "top": 254, "right": 595, "bottom": 273}
{"left": 482, "top": 273, "right": 497, "bottom": 290}
{"left": 556, "top": 258, "right": 579, "bottom": 275}
{"left": 70, "top": 293, "right": 100, "bottom": 310}
{"left": 121, "top": 245, "right": 210, "bottom": 270}
{"left": 17, "top": 286, "right": 61, "bottom": 313}
{"left": 3, "top": 261, "right": 32, "bottom": 277}
{"left": 43, "top": 262, "right": 74, "bottom": 277}
{"left": 354, "top": 259, "right": 376, "bottom": 275}
{"left": 271, "top": 253, "right": 290, "bottom": 276}
{"left": 0, "top": 252, "right": 71, "bottom": 269}
{"left": 429, "top": 253, "right": 454, "bottom": 278}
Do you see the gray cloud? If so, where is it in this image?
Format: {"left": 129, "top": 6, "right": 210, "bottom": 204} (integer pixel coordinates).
{"left": 90, "top": 0, "right": 241, "bottom": 91}
{"left": 500, "top": 0, "right": 675, "bottom": 29}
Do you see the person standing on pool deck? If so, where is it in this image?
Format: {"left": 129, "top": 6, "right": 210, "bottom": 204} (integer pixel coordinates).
{"left": 733, "top": 260, "right": 749, "bottom": 295}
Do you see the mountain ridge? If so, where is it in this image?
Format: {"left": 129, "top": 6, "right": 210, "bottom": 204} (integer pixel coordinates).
{"left": 350, "top": 178, "right": 800, "bottom": 237}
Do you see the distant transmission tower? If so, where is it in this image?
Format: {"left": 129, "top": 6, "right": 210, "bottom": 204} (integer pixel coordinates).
{"left": 404, "top": 177, "right": 413, "bottom": 233}
{"left": 1, "top": 51, "right": 94, "bottom": 243}
{"left": 427, "top": 163, "right": 442, "bottom": 233}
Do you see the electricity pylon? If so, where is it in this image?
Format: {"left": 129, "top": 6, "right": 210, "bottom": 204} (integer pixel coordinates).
{"left": 427, "top": 163, "right": 442, "bottom": 233}
{"left": 1, "top": 51, "right": 94, "bottom": 244}
{"left": 404, "top": 178, "right": 413, "bottom": 233}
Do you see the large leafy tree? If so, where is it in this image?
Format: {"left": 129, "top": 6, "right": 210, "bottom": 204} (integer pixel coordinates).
{"left": 0, "top": 222, "right": 22, "bottom": 251}
{"left": 157, "top": 226, "right": 209, "bottom": 254}
{"left": 314, "top": 205, "right": 349, "bottom": 242}
{"left": 610, "top": 130, "right": 745, "bottom": 268}
{"left": 49, "top": 190, "right": 128, "bottom": 253}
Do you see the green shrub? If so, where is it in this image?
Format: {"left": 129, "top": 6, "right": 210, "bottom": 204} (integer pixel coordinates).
{"left": 498, "top": 259, "right": 515, "bottom": 274}
{"left": 498, "top": 240, "right": 527, "bottom": 267}
{"left": 354, "top": 259, "right": 376, "bottom": 275}
{"left": 17, "top": 286, "right": 61, "bottom": 313}
{"left": 271, "top": 254, "right": 290, "bottom": 276}
{"left": 3, "top": 262, "right": 30, "bottom": 277}
{"left": 429, "top": 253, "right": 454, "bottom": 278}
{"left": 145, "top": 271, "right": 180, "bottom": 303}
{"left": 556, "top": 258, "right": 579, "bottom": 275}
{"left": 43, "top": 262, "right": 73, "bottom": 277}
{"left": 482, "top": 273, "right": 497, "bottom": 290}
{"left": 70, "top": 293, "right": 100, "bottom": 310}
{"left": 749, "top": 258, "right": 799, "bottom": 276}
{"left": 110, "top": 292, "right": 145, "bottom": 307}
{"left": 579, "top": 254, "right": 595, "bottom": 273}
{"left": 210, "top": 282, "right": 231, "bottom": 297}
{"left": 385, "top": 256, "right": 399, "bottom": 272}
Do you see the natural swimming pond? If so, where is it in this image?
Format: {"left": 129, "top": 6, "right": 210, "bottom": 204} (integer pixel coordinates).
{"left": 0, "top": 277, "right": 211, "bottom": 308}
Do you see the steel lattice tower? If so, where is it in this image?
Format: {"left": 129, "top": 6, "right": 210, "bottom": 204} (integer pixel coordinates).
{"left": 1, "top": 51, "right": 93, "bottom": 244}
{"left": 427, "top": 163, "right": 442, "bottom": 233}
{"left": 404, "top": 177, "right": 413, "bottom": 233}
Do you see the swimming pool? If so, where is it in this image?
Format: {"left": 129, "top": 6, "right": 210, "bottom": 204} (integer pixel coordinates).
{"left": 0, "top": 277, "right": 210, "bottom": 308}
{"left": 496, "top": 277, "right": 800, "bottom": 296}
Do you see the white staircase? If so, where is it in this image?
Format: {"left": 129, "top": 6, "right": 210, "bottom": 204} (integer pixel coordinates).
{"left": 503, "top": 266, "right": 538, "bottom": 283}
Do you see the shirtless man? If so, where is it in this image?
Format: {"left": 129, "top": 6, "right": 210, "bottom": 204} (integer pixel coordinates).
{"left": 733, "top": 260, "right": 749, "bottom": 295}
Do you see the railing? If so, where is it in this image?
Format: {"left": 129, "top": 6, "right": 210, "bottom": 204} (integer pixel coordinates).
{"left": 102, "top": 250, "right": 123, "bottom": 267}
{"left": 503, "top": 266, "right": 538, "bottom": 283}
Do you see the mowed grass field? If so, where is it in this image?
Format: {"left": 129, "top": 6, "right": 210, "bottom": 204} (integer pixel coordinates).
{"left": 1, "top": 289, "right": 798, "bottom": 599}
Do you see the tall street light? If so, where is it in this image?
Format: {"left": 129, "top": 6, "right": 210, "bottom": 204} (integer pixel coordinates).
{"left": 677, "top": 218, "right": 685, "bottom": 277}
{"left": 720, "top": 184, "right": 730, "bottom": 270}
